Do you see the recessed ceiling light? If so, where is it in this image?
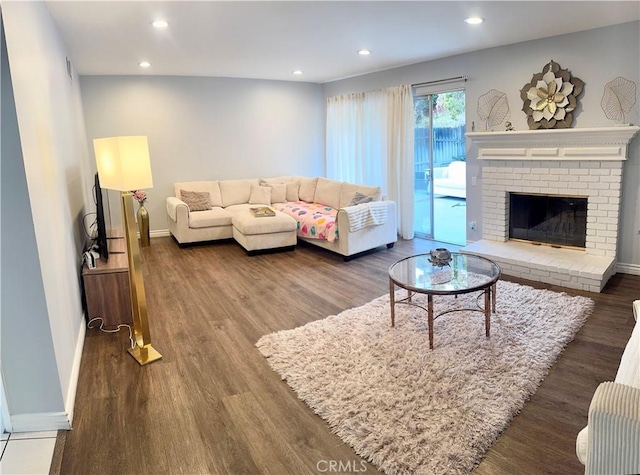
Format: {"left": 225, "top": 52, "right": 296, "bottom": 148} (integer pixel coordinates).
{"left": 293, "top": 70, "right": 303, "bottom": 75}
{"left": 139, "top": 61, "right": 151, "bottom": 68}
{"left": 152, "top": 20, "right": 168, "bottom": 28}
{"left": 358, "top": 49, "right": 371, "bottom": 56}
{"left": 464, "top": 17, "right": 484, "bottom": 25}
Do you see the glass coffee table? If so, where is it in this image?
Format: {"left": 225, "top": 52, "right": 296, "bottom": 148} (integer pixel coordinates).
{"left": 388, "top": 253, "right": 501, "bottom": 349}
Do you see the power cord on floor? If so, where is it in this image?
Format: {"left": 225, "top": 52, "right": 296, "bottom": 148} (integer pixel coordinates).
{"left": 87, "top": 317, "right": 135, "bottom": 349}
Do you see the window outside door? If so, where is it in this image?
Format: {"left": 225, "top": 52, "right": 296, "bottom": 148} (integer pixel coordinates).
{"left": 413, "top": 90, "right": 466, "bottom": 244}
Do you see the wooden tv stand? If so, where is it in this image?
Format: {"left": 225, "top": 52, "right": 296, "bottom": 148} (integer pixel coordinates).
{"left": 82, "top": 232, "right": 133, "bottom": 328}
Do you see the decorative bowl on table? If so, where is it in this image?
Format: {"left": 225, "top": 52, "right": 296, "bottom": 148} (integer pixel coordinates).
{"left": 428, "top": 248, "right": 452, "bottom": 267}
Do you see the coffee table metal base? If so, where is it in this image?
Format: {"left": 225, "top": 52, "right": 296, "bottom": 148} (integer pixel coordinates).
{"left": 389, "top": 281, "right": 497, "bottom": 350}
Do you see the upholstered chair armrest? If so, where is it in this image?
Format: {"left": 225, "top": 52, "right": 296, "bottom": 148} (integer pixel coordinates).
{"left": 166, "top": 197, "right": 189, "bottom": 222}
{"left": 585, "top": 381, "right": 640, "bottom": 475}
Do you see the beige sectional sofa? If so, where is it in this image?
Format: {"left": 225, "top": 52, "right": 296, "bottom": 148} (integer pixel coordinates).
{"left": 166, "top": 176, "right": 397, "bottom": 258}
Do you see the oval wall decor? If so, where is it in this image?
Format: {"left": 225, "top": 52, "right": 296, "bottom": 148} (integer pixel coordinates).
{"left": 477, "top": 89, "right": 511, "bottom": 131}
{"left": 601, "top": 76, "right": 636, "bottom": 124}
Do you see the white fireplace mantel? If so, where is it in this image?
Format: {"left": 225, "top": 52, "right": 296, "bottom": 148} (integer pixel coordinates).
{"left": 467, "top": 125, "right": 640, "bottom": 161}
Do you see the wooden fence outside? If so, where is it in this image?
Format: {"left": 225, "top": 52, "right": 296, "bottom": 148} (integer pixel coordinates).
{"left": 414, "top": 125, "right": 466, "bottom": 175}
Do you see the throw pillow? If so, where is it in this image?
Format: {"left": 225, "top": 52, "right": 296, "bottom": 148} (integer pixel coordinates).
{"left": 286, "top": 181, "right": 300, "bottom": 202}
{"left": 180, "top": 190, "right": 212, "bottom": 211}
{"left": 315, "top": 177, "right": 342, "bottom": 209}
{"left": 219, "top": 179, "right": 257, "bottom": 207}
{"left": 348, "top": 191, "right": 374, "bottom": 206}
{"left": 299, "top": 177, "right": 319, "bottom": 202}
{"left": 269, "top": 183, "right": 287, "bottom": 203}
{"left": 249, "top": 185, "right": 272, "bottom": 205}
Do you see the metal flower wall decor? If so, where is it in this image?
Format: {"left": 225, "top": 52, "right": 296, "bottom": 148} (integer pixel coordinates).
{"left": 520, "top": 60, "right": 584, "bottom": 129}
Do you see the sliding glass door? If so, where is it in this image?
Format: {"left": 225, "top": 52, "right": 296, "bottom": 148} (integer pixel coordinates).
{"left": 413, "top": 95, "right": 434, "bottom": 238}
{"left": 413, "top": 90, "right": 466, "bottom": 244}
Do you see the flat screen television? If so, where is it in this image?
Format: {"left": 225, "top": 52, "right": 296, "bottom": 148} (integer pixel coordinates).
{"left": 93, "top": 172, "right": 109, "bottom": 260}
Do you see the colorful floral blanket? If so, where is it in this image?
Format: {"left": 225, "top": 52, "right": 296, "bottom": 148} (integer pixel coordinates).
{"left": 274, "top": 201, "right": 339, "bottom": 242}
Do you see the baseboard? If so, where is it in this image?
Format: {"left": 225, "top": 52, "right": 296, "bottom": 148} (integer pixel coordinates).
{"left": 151, "top": 229, "right": 171, "bottom": 238}
{"left": 137, "top": 229, "right": 171, "bottom": 239}
{"left": 64, "top": 317, "right": 86, "bottom": 428}
{"left": 11, "top": 412, "right": 71, "bottom": 432}
{"left": 616, "top": 262, "right": 640, "bottom": 275}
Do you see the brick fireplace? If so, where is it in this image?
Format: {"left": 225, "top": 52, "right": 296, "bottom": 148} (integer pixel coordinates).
{"left": 463, "top": 126, "right": 639, "bottom": 292}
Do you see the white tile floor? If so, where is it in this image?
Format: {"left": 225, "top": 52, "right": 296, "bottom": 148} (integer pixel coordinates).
{"left": 0, "top": 431, "right": 56, "bottom": 475}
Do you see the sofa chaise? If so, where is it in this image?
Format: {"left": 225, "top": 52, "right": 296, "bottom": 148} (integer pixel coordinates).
{"left": 166, "top": 176, "right": 397, "bottom": 258}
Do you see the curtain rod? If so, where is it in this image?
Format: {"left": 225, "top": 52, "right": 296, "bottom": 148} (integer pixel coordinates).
{"left": 412, "top": 75, "right": 468, "bottom": 88}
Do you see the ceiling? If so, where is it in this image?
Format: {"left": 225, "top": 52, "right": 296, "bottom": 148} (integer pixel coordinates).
{"left": 46, "top": 1, "right": 640, "bottom": 84}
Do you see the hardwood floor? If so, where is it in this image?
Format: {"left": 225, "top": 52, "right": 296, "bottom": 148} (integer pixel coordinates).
{"left": 52, "top": 237, "right": 638, "bottom": 475}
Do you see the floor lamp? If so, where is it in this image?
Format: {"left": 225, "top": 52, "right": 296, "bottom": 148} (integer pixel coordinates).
{"left": 93, "top": 136, "right": 162, "bottom": 365}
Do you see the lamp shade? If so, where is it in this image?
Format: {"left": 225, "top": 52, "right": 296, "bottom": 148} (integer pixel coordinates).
{"left": 93, "top": 136, "right": 153, "bottom": 191}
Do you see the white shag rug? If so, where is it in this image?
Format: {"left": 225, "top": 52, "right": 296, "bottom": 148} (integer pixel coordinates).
{"left": 256, "top": 280, "right": 594, "bottom": 475}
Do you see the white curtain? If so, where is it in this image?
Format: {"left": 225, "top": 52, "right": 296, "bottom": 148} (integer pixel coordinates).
{"left": 326, "top": 85, "right": 414, "bottom": 239}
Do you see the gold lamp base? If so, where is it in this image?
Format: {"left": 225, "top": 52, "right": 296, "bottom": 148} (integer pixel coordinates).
{"left": 128, "top": 344, "right": 162, "bottom": 365}
{"left": 121, "top": 191, "right": 162, "bottom": 366}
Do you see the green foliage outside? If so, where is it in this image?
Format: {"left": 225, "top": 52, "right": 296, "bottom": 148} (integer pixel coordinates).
{"left": 414, "top": 90, "right": 465, "bottom": 128}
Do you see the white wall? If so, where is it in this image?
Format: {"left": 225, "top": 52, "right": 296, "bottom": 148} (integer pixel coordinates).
{"left": 79, "top": 76, "right": 325, "bottom": 232}
{"left": 323, "top": 21, "right": 640, "bottom": 268}
{"left": 1, "top": 2, "right": 90, "bottom": 430}
{"left": 1, "top": 21, "right": 63, "bottom": 416}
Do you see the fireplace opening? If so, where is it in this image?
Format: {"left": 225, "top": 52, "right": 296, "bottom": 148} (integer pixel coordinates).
{"left": 509, "top": 193, "right": 587, "bottom": 248}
